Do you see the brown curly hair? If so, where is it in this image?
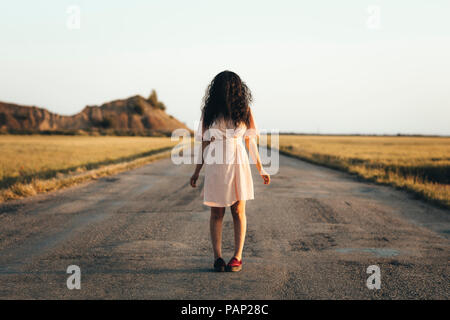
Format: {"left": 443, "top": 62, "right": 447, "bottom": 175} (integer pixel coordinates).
{"left": 201, "top": 70, "right": 253, "bottom": 129}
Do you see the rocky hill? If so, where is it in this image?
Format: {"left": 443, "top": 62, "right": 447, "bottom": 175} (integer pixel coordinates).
{"left": 0, "top": 91, "right": 189, "bottom": 136}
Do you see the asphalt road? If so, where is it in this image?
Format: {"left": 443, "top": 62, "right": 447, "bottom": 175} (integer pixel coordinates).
{"left": 0, "top": 154, "right": 449, "bottom": 299}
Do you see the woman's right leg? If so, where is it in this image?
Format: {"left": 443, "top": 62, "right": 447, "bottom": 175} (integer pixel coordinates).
{"left": 230, "top": 200, "right": 246, "bottom": 261}
{"left": 210, "top": 206, "right": 225, "bottom": 259}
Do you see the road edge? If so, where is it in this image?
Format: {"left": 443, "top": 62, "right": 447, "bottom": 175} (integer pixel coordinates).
{"left": 0, "top": 148, "right": 172, "bottom": 203}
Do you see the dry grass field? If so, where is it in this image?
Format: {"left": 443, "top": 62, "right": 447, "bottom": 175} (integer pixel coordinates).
{"left": 278, "top": 135, "right": 450, "bottom": 208}
{"left": 2, "top": 134, "right": 449, "bottom": 209}
{"left": 0, "top": 135, "right": 176, "bottom": 202}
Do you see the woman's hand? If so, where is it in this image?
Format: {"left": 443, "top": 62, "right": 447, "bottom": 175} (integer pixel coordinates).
{"left": 190, "top": 172, "right": 199, "bottom": 188}
{"left": 259, "top": 168, "right": 270, "bottom": 185}
{"left": 261, "top": 173, "right": 270, "bottom": 185}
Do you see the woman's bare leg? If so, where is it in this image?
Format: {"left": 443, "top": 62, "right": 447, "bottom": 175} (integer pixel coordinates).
{"left": 230, "top": 200, "right": 247, "bottom": 260}
{"left": 210, "top": 206, "right": 225, "bottom": 260}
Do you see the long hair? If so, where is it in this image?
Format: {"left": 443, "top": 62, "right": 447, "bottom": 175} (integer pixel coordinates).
{"left": 201, "top": 70, "right": 253, "bottom": 129}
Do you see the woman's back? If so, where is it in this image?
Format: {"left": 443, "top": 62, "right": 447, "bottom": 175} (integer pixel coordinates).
{"left": 189, "top": 70, "right": 270, "bottom": 273}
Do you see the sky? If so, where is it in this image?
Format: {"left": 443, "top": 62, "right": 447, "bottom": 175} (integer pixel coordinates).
{"left": 0, "top": 0, "right": 449, "bottom": 135}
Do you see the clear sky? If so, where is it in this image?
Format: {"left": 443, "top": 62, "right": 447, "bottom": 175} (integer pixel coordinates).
{"left": 1, "top": 0, "right": 449, "bottom": 135}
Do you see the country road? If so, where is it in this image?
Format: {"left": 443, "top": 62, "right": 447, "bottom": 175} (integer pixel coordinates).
{"left": 0, "top": 154, "right": 449, "bottom": 299}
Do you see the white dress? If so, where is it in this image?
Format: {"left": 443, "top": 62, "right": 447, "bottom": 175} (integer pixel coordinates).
{"left": 195, "top": 108, "right": 259, "bottom": 207}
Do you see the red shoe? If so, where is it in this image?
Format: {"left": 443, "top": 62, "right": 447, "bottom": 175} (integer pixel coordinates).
{"left": 226, "top": 257, "right": 242, "bottom": 272}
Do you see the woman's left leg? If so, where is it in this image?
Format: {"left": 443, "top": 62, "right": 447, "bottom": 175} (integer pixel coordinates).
{"left": 210, "top": 206, "right": 226, "bottom": 260}
{"left": 230, "top": 200, "right": 247, "bottom": 260}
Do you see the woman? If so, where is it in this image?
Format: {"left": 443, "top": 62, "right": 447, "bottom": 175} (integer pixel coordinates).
{"left": 190, "top": 71, "right": 270, "bottom": 272}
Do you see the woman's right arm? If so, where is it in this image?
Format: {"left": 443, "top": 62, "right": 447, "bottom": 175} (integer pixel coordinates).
{"left": 245, "top": 136, "right": 270, "bottom": 185}
{"left": 245, "top": 107, "right": 270, "bottom": 185}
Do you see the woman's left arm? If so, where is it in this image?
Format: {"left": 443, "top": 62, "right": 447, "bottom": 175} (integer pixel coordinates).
{"left": 190, "top": 140, "right": 210, "bottom": 188}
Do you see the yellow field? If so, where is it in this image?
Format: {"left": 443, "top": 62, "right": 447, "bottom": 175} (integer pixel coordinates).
{"left": 2, "top": 134, "right": 449, "bottom": 208}
{"left": 278, "top": 135, "right": 450, "bottom": 208}
{"left": 0, "top": 135, "right": 176, "bottom": 201}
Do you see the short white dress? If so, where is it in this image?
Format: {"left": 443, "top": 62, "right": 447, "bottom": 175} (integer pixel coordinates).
{"left": 195, "top": 108, "right": 259, "bottom": 207}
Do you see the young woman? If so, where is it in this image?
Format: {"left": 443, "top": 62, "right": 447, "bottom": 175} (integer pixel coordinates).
{"left": 190, "top": 71, "right": 270, "bottom": 272}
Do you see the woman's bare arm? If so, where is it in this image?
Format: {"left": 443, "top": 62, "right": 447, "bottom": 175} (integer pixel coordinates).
{"left": 245, "top": 136, "right": 270, "bottom": 185}
{"left": 190, "top": 140, "right": 210, "bottom": 188}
